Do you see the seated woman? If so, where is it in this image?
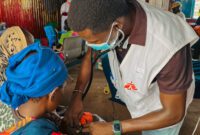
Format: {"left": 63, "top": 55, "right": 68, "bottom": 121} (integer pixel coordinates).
{"left": 0, "top": 42, "right": 68, "bottom": 135}
{"left": 0, "top": 26, "right": 34, "bottom": 132}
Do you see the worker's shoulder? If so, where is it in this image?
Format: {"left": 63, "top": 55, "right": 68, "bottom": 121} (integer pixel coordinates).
{"left": 145, "top": 7, "right": 196, "bottom": 49}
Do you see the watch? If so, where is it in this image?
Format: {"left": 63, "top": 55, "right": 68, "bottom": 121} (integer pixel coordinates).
{"left": 112, "top": 120, "right": 121, "bottom": 135}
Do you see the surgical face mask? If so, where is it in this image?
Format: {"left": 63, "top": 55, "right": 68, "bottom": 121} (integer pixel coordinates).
{"left": 86, "top": 23, "right": 125, "bottom": 51}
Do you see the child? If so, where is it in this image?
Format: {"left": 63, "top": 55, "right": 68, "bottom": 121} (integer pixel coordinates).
{"left": 0, "top": 42, "right": 68, "bottom": 135}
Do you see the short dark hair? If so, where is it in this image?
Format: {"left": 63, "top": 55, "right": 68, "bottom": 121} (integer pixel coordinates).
{"left": 68, "top": 0, "right": 130, "bottom": 33}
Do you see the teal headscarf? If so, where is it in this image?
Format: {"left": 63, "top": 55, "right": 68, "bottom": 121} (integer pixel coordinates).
{"left": 0, "top": 43, "right": 68, "bottom": 109}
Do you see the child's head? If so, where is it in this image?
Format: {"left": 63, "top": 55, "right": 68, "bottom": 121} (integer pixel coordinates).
{"left": 0, "top": 43, "right": 68, "bottom": 114}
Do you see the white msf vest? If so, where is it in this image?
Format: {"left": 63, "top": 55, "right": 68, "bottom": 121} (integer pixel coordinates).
{"left": 108, "top": 1, "right": 199, "bottom": 118}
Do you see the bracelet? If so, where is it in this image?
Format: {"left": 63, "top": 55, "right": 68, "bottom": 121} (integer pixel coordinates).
{"left": 73, "top": 89, "right": 84, "bottom": 94}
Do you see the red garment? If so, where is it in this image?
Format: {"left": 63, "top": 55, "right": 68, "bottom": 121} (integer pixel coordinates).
{"left": 41, "top": 38, "right": 49, "bottom": 47}
{"left": 194, "top": 26, "right": 200, "bottom": 37}
{"left": 52, "top": 132, "right": 62, "bottom": 135}
{"left": 59, "top": 53, "right": 65, "bottom": 61}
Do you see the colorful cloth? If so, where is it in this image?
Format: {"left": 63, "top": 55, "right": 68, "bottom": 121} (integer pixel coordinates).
{"left": 0, "top": 117, "right": 34, "bottom": 135}
{"left": 0, "top": 102, "right": 18, "bottom": 133}
{"left": 0, "top": 26, "right": 28, "bottom": 132}
{"left": 0, "top": 43, "right": 68, "bottom": 109}
{"left": 58, "top": 31, "right": 78, "bottom": 45}
{"left": 0, "top": 111, "right": 65, "bottom": 135}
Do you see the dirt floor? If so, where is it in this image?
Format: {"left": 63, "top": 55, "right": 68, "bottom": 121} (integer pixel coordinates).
{"left": 63, "top": 65, "right": 200, "bottom": 135}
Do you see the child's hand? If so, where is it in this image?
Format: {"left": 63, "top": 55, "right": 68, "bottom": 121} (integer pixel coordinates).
{"left": 82, "top": 122, "right": 113, "bottom": 135}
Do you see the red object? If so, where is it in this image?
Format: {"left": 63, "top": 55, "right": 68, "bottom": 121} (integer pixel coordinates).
{"left": 59, "top": 53, "right": 65, "bottom": 61}
{"left": 0, "top": 132, "right": 9, "bottom": 135}
{"left": 124, "top": 82, "right": 137, "bottom": 91}
{"left": 72, "top": 32, "right": 79, "bottom": 37}
{"left": 41, "top": 38, "right": 49, "bottom": 47}
{"left": 80, "top": 112, "right": 93, "bottom": 126}
{"left": 62, "top": 12, "right": 68, "bottom": 16}
{"left": 194, "top": 26, "right": 200, "bottom": 37}
{"left": 52, "top": 132, "right": 62, "bottom": 135}
{"left": 187, "top": 18, "right": 197, "bottom": 27}
{"left": 0, "top": 0, "right": 62, "bottom": 38}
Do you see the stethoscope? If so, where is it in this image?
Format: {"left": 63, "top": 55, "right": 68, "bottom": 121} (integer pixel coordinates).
{"left": 82, "top": 48, "right": 111, "bottom": 99}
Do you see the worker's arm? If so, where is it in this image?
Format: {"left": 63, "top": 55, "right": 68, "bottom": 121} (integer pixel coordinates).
{"left": 121, "top": 91, "right": 186, "bottom": 133}
{"left": 65, "top": 48, "right": 92, "bottom": 127}
{"left": 74, "top": 48, "right": 93, "bottom": 94}
{"left": 82, "top": 90, "right": 187, "bottom": 134}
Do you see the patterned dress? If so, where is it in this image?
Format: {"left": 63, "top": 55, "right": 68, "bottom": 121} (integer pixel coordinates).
{"left": 0, "top": 50, "right": 19, "bottom": 132}
{"left": 0, "top": 103, "right": 18, "bottom": 132}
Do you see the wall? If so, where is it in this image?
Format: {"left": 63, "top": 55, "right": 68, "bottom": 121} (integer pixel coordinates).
{"left": 149, "top": 0, "right": 170, "bottom": 10}
{"left": 177, "top": 0, "right": 195, "bottom": 18}
{"left": 0, "top": 0, "right": 65, "bottom": 38}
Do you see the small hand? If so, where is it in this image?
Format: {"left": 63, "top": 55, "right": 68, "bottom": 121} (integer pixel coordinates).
{"left": 82, "top": 122, "right": 113, "bottom": 135}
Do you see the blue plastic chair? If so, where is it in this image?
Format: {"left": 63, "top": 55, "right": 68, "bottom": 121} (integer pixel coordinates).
{"left": 44, "top": 25, "right": 57, "bottom": 48}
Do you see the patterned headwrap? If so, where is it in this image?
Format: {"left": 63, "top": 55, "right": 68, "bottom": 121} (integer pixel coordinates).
{"left": 0, "top": 26, "right": 27, "bottom": 86}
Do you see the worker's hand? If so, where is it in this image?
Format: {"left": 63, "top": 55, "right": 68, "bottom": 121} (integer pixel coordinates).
{"left": 82, "top": 122, "right": 113, "bottom": 135}
{"left": 64, "top": 92, "right": 84, "bottom": 127}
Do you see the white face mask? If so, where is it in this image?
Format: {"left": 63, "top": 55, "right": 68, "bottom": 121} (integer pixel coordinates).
{"left": 86, "top": 23, "right": 125, "bottom": 51}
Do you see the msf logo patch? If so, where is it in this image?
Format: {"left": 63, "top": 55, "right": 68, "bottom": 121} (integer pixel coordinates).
{"left": 124, "top": 82, "right": 137, "bottom": 91}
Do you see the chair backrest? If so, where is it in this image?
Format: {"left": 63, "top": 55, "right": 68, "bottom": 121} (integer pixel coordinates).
{"left": 63, "top": 36, "right": 86, "bottom": 60}
{"left": 44, "top": 25, "right": 57, "bottom": 47}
